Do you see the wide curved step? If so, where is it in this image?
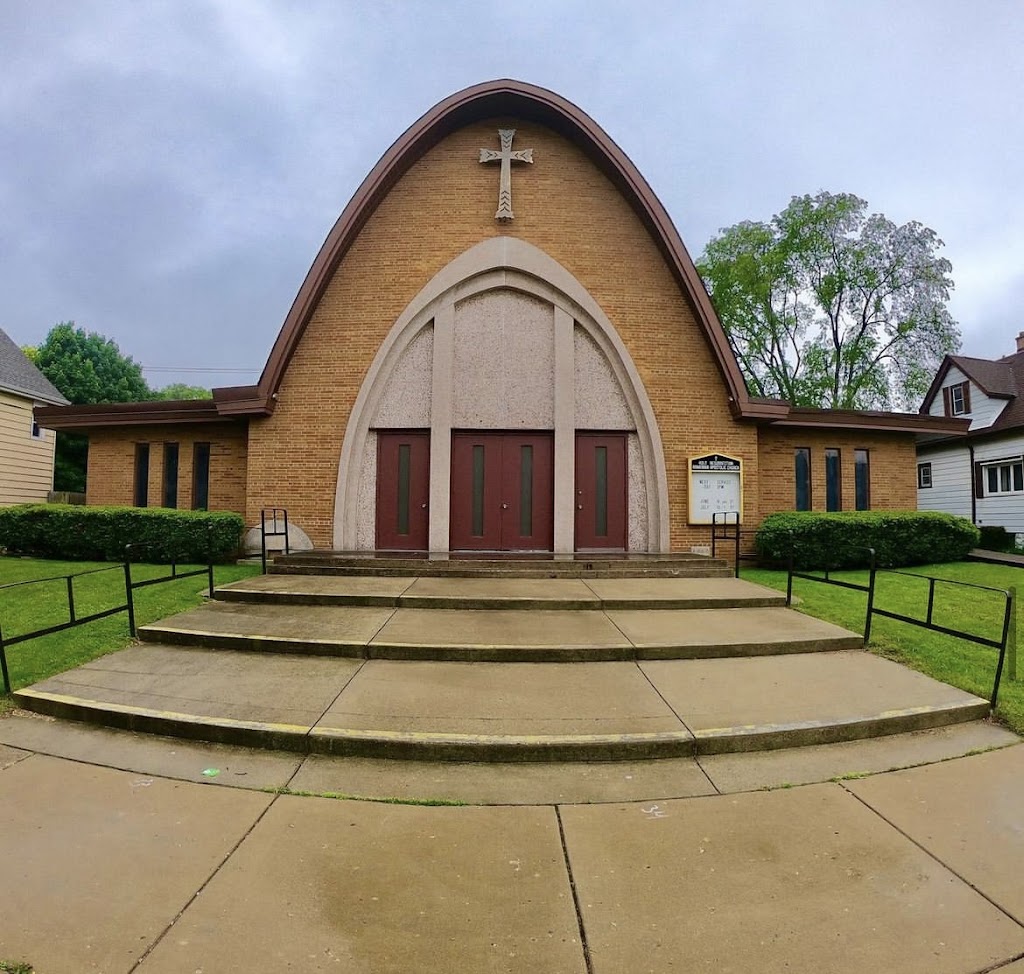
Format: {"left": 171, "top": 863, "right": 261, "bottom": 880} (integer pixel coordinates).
{"left": 214, "top": 574, "right": 786, "bottom": 611}
{"left": 138, "top": 602, "right": 861, "bottom": 661}
{"left": 14, "top": 647, "right": 990, "bottom": 761}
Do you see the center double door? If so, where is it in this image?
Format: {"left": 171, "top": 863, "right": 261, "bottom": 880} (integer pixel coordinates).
{"left": 450, "top": 432, "right": 554, "bottom": 551}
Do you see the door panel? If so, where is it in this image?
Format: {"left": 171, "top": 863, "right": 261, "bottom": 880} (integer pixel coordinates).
{"left": 376, "top": 431, "right": 430, "bottom": 549}
{"left": 575, "top": 433, "right": 627, "bottom": 550}
{"left": 451, "top": 432, "right": 553, "bottom": 550}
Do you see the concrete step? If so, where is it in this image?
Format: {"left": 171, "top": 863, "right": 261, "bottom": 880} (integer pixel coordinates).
{"left": 269, "top": 552, "right": 735, "bottom": 579}
{"left": 138, "top": 602, "right": 857, "bottom": 662}
{"left": 213, "top": 574, "right": 784, "bottom": 611}
{"left": 13, "top": 647, "right": 991, "bottom": 762}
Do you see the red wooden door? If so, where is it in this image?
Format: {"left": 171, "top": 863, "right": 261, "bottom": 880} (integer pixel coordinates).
{"left": 575, "top": 433, "right": 627, "bottom": 550}
{"left": 376, "top": 431, "right": 430, "bottom": 550}
{"left": 450, "top": 432, "right": 553, "bottom": 550}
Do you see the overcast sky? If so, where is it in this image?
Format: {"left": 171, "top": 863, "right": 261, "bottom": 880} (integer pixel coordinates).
{"left": 3, "top": 1, "right": 1022, "bottom": 393}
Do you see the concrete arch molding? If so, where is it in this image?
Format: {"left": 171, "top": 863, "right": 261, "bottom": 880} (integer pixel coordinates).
{"left": 333, "top": 236, "right": 670, "bottom": 552}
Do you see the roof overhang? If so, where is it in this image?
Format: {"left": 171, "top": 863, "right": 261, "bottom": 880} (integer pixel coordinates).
{"left": 761, "top": 407, "right": 970, "bottom": 435}
{"left": 34, "top": 398, "right": 251, "bottom": 430}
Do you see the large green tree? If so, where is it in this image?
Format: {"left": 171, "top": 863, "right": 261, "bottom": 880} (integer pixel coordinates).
{"left": 697, "top": 192, "right": 960, "bottom": 410}
{"left": 153, "top": 382, "right": 212, "bottom": 400}
{"left": 35, "top": 322, "right": 153, "bottom": 491}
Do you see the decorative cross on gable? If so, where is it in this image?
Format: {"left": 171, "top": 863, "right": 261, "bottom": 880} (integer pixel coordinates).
{"left": 479, "top": 128, "right": 534, "bottom": 221}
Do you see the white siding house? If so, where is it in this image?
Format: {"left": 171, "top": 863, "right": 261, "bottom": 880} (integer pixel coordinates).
{"left": 917, "top": 337, "right": 1024, "bottom": 535}
{"left": 0, "top": 328, "right": 69, "bottom": 504}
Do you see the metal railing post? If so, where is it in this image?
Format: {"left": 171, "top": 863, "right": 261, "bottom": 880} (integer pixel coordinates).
{"left": 283, "top": 508, "right": 290, "bottom": 556}
{"left": 864, "top": 549, "right": 876, "bottom": 645}
{"left": 66, "top": 575, "right": 76, "bottom": 624}
{"left": 124, "top": 545, "right": 137, "bottom": 638}
{"left": 1009, "top": 585, "right": 1017, "bottom": 683}
{"left": 206, "top": 522, "right": 215, "bottom": 597}
{"left": 260, "top": 509, "right": 268, "bottom": 574}
{"left": 992, "top": 589, "right": 1013, "bottom": 709}
{"left": 786, "top": 549, "right": 794, "bottom": 606}
{"left": 0, "top": 622, "right": 9, "bottom": 694}
{"left": 733, "top": 513, "right": 740, "bottom": 578}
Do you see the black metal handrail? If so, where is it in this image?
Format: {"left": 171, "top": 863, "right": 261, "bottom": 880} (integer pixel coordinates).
{"left": 710, "top": 511, "right": 755, "bottom": 578}
{"left": 0, "top": 536, "right": 217, "bottom": 694}
{"left": 786, "top": 547, "right": 1015, "bottom": 708}
{"left": 260, "top": 508, "right": 290, "bottom": 574}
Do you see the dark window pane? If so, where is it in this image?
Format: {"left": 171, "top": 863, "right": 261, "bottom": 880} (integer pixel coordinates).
{"left": 825, "top": 448, "right": 841, "bottom": 512}
{"left": 134, "top": 444, "right": 150, "bottom": 508}
{"left": 795, "top": 448, "right": 811, "bottom": 510}
{"left": 988, "top": 468, "right": 998, "bottom": 493}
{"left": 1001, "top": 466, "right": 1011, "bottom": 492}
{"left": 192, "top": 443, "right": 210, "bottom": 510}
{"left": 854, "top": 449, "right": 869, "bottom": 511}
{"left": 519, "top": 445, "right": 533, "bottom": 537}
{"left": 1015, "top": 464, "right": 1023, "bottom": 492}
{"left": 472, "top": 445, "right": 485, "bottom": 537}
{"left": 595, "top": 446, "right": 608, "bottom": 536}
{"left": 397, "top": 444, "right": 411, "bottom": 535}
{"left": 162, "top": 443, "right": 179, "bottom": 508}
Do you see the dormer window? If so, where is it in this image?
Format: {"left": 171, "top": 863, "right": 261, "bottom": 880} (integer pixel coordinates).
{"left": 943, "top": 380, "right": 971, "bottom": 417}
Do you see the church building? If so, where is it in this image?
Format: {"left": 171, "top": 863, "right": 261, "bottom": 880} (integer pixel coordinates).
{"left": 36, "top": 80, "right": 965, "bottom": 554}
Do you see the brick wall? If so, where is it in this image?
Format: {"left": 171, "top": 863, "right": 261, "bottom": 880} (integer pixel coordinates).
{"left": 246, "top": 117, "right": 760, "bottom": 548}
{"left": 757, "top": 427, "right": 918, "bottom": 515}
{"left": 87, "top": 422, "right": 248, "bottom": 513}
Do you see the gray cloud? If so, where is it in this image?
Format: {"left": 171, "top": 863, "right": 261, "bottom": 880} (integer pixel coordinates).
{"left": 3, "top": 0, "right": 1022, "bottom": 390}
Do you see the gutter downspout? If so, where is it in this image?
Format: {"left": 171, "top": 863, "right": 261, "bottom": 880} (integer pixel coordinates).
{"left": 969, "top": 444, "right": 977, "bottom": 524}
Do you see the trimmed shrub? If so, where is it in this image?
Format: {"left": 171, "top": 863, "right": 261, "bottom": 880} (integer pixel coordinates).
{"left": 755, "top": 510, "right": 980, "bottom": 569}
{"left": 978, "top": 524, "right": 1013, "bottom": 553}
{"left": 0, "top": 505, "right": 245, "bottom": 563}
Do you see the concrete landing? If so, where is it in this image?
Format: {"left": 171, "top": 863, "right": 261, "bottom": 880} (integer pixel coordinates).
{"left": 14, "top": 647, "right": 991, "bottom": 760}
{"left": 140, "top": 601, "right": 856, "bottom": 661}
{"left": 214, "top": 572, "right": 786, "bottom": 609}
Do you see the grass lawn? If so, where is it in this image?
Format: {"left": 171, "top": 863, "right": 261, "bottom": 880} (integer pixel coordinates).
{"left": 745, "top": 561, "right": 1024, "bottom": 735}
{"left": 0, "top": 555, "right": 261, "bottom": 711}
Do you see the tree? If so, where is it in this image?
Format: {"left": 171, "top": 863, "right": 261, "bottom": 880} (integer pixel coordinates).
{"left": 697, "top": 192, "right": 960, "bottom": 410}
{"left": 35, "top": 322, "right": 153, "bottom": 492}
{"left": 154, "top": 383, "right": 212, "bottom": 400}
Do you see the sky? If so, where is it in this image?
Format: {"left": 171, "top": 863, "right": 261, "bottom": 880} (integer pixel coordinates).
{"left": 3, "top": 1, "right": 1023, "bottom": 392}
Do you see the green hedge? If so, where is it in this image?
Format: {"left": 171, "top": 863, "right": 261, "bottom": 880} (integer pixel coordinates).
{"left": 978, "top": 524, "right": 1013, "bottom": 553}
{"left": 0, "top": 505, "right": 245, "bottom": 563}
{"left": 755, "top": 511, "right": 980, "bottom": 569}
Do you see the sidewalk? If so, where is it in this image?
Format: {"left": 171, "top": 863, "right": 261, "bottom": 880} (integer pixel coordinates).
{"left": 2, "top": 717, "right": 1023, "bottom": 973}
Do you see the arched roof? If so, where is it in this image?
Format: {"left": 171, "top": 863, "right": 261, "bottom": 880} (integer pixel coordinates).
{"left": 217, "top": 78, "right": 765, "bottom": 418}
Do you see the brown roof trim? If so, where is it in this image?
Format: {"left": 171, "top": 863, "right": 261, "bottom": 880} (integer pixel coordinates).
{"left": 919, "top": 355, "right": 954, "bottom": 413}
{"left": 768, "top": 406, "right": 971, "bottom": 435}
{"left": 244, "top": 78, "right": 753, "bottom": 415}
{"left": 34, "top": 399, "right": 240, "bottom": 430}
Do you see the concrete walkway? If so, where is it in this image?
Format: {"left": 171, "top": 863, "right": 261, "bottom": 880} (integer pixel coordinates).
{"left": 1, "top": 714, "right": 1022, "bottom": 973}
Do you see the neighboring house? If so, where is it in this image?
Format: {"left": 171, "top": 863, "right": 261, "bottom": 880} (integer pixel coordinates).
{"left": 917, "top": 334, "right": 1024, "bottom": 535}
{"left": 0, "top": 327, "right": 69, "bottom": 504}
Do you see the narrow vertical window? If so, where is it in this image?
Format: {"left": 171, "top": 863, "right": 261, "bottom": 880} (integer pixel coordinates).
{"left": 471, "top": 444, "right": 485, "bottom": 537}
{"left": 192, "top": 443, "right": 210, "bottom": 510}
{"left": 825, "top": 448, "right": 842, "bottom": 512}
{"left": 917, "top": 463, "right": 932, "bottom": 489}
{"left": 854, "top": 449, "right": 870, "bottom": 511}
{"left": 162, "top": 443, "right": 179, "bottom": 508}
{"left": 134, "top": 443, "right": 150, "bottom": 508}
{"left": 595, "top": 445, "right": 608, "bottom": 537}
{"left": 519, "top": 445, "right": 533, "bottom": 537}
{"left": 794, "top": 448, "right": 811, "bottom": 511}
{"left": 396, "top": 443, "right": 411, "bottom": 534}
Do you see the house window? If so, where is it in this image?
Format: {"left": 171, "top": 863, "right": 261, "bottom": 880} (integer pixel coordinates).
{"left": 854, "top": 449, "right": 870, "bottom": 510}
{"left": 192, "top": 442, "right": 210, "bottom": 510}
{"left": 825, "top": 448, "right": 842, "bottom": 512}
{"left": 917, "top": 463, "right": 933, "bottom": 489}
{"left": 984, "top": 459, "right": 1024, "bottom": 495}
{"left": 794, "top": 448, "right": 811, "bottom": 511}
{"left": 133, "top": 444, "right": 150, "bottom": 508}
{"left": 30, "top": 418, "right": 43, "bottom": 439}
{"left": 162, "top": 443, "right": 179, "bottom": 508}
{"left": 944, "top": 381, "right": 971, "bottom": 417}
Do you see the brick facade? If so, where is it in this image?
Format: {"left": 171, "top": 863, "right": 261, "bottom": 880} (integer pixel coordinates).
{"left": 86, "top": 422, "right": 247, "bottom": 513}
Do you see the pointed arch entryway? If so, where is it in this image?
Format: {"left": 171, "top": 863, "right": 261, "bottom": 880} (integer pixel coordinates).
{"left": 332, "top": 236, "right": 670, "bottom": 553}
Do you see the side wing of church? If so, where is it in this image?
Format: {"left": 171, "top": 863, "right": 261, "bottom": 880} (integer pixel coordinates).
{"left": 36, "top": 80, "right": 967, "bottom": 553}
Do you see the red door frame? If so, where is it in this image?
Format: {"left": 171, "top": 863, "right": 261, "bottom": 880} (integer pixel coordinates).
{"left": 450, "top": 432, "right": 554, "bottom": 551}
{"left": 375, "top": 431, "right": 430, "bottom": 550}
{"left": 575, "top": 433, "right": 627, "bottom": 550}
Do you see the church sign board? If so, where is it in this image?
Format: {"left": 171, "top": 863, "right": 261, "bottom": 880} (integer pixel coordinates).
{"left": 689, "top": 453, "right": 743, "bottom": 524}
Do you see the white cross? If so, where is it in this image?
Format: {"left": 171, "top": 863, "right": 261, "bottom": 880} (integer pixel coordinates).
{"left": 479, "top": 129, "right": 534, "bottom": 221}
